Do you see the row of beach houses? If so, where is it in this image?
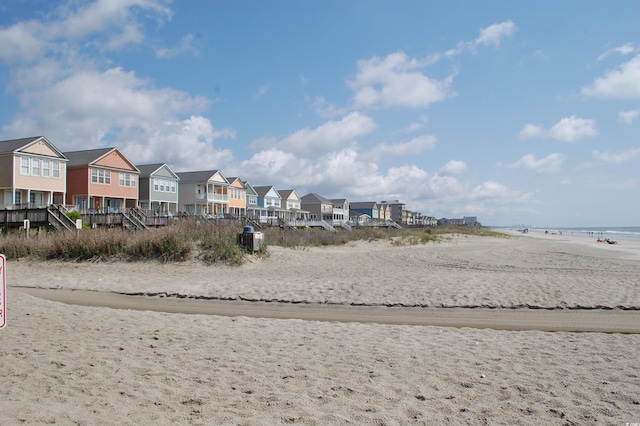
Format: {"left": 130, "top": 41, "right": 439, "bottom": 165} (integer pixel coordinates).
{"left": 1, "top": 136, "right": 452, "bottom": 230}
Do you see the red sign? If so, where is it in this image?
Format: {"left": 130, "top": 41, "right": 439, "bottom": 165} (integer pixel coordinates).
{"left": 0, "top": 254, "right": 6, "bottom": 329}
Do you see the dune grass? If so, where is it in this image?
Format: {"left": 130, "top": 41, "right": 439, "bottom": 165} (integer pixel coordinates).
{"left": 0, "top": 221, "right": 502, "bottom": 264}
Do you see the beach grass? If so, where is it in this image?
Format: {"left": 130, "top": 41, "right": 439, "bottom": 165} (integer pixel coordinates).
{"left": 0, "top": 222, "right": 502, "bottom": 264}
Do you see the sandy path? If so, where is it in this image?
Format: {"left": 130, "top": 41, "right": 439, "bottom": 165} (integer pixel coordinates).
{"left": 14, "top": 287, "right": 640, "bottom": 333}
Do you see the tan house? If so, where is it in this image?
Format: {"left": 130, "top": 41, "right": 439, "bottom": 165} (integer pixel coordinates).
{"left": 278, "top": 189, "right": 309, "bottom": 221}
{"left": 0, "top": 136, "right": 68, "bottom": 208}
{"left": 64, "top": 147, "right": 140, "bottom": 211}
{"left": 226, "top": 177, "right": 247, "bottom": 217}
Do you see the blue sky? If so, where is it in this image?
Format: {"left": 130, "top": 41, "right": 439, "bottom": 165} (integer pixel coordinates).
{"left": 1, "top": 0, "right": 638, "bottom": 227}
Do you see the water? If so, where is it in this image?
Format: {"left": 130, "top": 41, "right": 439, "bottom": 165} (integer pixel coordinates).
{"left": 526, "top": 227, "right": 640, "bottom": 242}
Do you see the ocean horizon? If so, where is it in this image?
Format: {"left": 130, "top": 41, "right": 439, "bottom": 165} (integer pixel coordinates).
{"left": 512, "top": 226, "right": 640, "bottom": 242}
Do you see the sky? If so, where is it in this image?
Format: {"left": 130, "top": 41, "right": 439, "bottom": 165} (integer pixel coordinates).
{"left": 0, "top": 0, "right": 638, "bottom": 227}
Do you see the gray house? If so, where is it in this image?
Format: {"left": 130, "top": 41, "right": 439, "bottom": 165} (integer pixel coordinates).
{"left": 176, "top": 170, "right": 229, "bottom": 216}
{"left": 137, "top": 163, "right": 180, "bottom": 214}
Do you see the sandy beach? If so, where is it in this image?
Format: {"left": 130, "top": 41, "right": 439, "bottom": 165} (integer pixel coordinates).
{"left": 2, "top": 231, "right": 640, "bottom": 424}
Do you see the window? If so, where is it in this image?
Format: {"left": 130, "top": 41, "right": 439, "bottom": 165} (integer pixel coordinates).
{"left": 42, "top": 160, "right": 50, "bottom": 177}
{"left": 31, "top": 158, "right": 40, "bottom": 176}
{"left": 119, "top": 172, "right": 136, "bottom": 187}
{"left": 21, "top": 157, "right": 29, "bottom": 175}
{"left": 52, "top": 161, "right": 60, "bottom": 178}
{"left": 153, "top": 178, "right": 175, "bottom": 193}
{"left": 92, "top": 168, "right": 111, "bottom": 184}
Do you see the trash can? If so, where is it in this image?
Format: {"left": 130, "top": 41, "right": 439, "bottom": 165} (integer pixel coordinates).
{"left": 237, "top": 226, "right": 264, "bottom": 251}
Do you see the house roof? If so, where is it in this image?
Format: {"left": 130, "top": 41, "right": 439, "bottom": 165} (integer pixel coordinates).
{"left": 0, "top": 136, "right": 42, "bottom": 153}
{"left": 0, "top": 136, "right": 67, "bottom": 159}
{"left": 226, "top": 177, "right": 246, "bottom": 188}
{"left": 350, "top": 201, "right": 378, "bottom": 209}
{"left": 278, "top": 189, "right": 299, "bottom": 201}
{"left": 301, "top": 192, "right": 332, "bottom": 204}
{"left": 253, "top": 185, "right": 281, "bottom": 198}
{"left": 136, "top": 163, "right": 179, "bottom": 179}
{"left": 63, "top": 148, "right": 114, "bottom": 167}
{"left": 175, "top": 170, "right": 228, "bottom": 184}
{"left": 63, "top": 147, "right": 140, "bottom": 172}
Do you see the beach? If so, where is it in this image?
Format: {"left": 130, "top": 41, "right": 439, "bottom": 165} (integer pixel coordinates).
{"left": 2, "top": 231, "right": 640, "bottom": 424}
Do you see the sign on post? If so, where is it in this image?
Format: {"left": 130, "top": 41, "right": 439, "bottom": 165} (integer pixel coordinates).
{"left": 0, "top": 254, "right": 6, "bottom": 329}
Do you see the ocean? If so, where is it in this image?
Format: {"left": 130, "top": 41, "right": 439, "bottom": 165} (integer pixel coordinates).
{"left": 526, "top": 226, "right": 640, "bottom": 242}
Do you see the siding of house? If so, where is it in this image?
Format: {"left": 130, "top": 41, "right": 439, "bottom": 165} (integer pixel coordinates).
{"left": 0, "top": 156, "right": 11, "bottom": 184}
{"left": 148, "top": 167, "right": 178, "bottom": 204}
{"left": 1, "top": 137, "right": 68, "bottom": 206}
{"left": 227, "top": 178, "right": 247, "bottom": 217}
{"left": 65, "top": 148, "right": 139, "bottom": 209}
{"left": 66, "top": 168, "right": 90, "bottom": 205}
{"left": 13, "top": 156, "right": 67, "bottom": 191}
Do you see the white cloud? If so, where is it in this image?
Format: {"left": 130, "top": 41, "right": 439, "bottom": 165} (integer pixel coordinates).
{"left": 546, "top": 115, "right": 597, "bottom": 142}
{"left": 438, "top": 160, "right": 467, "bottom": 176}
{"left": 124, "top": 115, "right": 235, "bottom": 170}
{"left": 0, "top": 21, "right": 47, "bottom": 63}
{"left": 252, "top": 85, "right": 270, "bottom": 101}
{"left": 49, "top": 0, "right": 172, "bottom": 41}
{"left": 446, "top": 20, "right": 516, "bottom": 56}
{"left": 618, "top": 109, "right": 640, "bottom": 124}
{"left": 519, "top": 123, "right": 544, "bottom": 139}
{"left": 310, "top": 96, "right": 347, "bottom": 118}
{"left": 508, "top": 153, "right": 566, "bottom": 174}
{"left": 598, "top": 42, "right": 636, "bottom": 61}
{"left": 3, "top": 67, "right": 214, "bottom": 151}
{"left": 155, "top": 33, "right": 200, "bottom": 58}
{"left": 276, "top": 112, "right": 376, "bottom": 156}
{"left": 370, "top": 135, "right": 437, "bottom": 159}
{"left": 348, "top": 51, "right": 452, "bottom": 109}
{"left": 403, "top": 115, "right": 429, "bottom": 132}
{"left": 476, "top": 21, "right": 517, "bottom": 47}
{"left": 593, "top": 148, "right": 640, "bottom": 164}
{"left": 581, "top": 54, "right": 640, "bottom": 99}
{"left": 0, "top": 0, "right": 172, "bottom": 64}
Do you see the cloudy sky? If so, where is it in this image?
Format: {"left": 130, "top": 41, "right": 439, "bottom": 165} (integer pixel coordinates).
{"left": 1, "top": 0, "right": 638, "bottom": 227}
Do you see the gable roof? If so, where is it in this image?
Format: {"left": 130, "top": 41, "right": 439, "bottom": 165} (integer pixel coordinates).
{"left": 301, "top": 192, "right": 332, "bottom": 204}
{"left": 64, "top": 148, "right": 113, "bottom": 167}
{"left": 176, "top": 170, "right": 228, "bottom": 184}
{"left": 64, "top": 147, "right": 139, "bottom": 172}
{"left": 226, "top": 177, "right": 246, "bottom": 189}
{"left": 253, "top": 185, "right": 281, "bottom": 198}
{"left": 137, "top": 163, "right": 179, "bottom": 179}
{"left": 242, "top": 180, "right": 258, "bottom": 196}
{"left": 350, "top": 201, "right": 378, "bottom": 209}
{"left": 279, "top": 189, "right": 301, "bottom": 201}
{"left": 0, "top": 136, "right": 67, "bottom": 159}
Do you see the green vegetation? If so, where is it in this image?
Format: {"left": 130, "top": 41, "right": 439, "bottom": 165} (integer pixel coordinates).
{"left": 0, "top": 222, "right": 504, "bottom": 264}
{"left": 263, "top": 225, "right": 508, "bottom": 248}
{"left": 0, "top": 219, "right": 259, "bottom": 265}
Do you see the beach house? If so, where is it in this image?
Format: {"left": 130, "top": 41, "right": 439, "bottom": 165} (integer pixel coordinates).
{"left": 176, "top": 170, "right": 229, "bottom": 217}
{"left": 64, "top": 147, "right": 140, "bottom": 212}
{"left": 277, "top": 189, "right": 309, "bottom": 222}
{"left": 0, "top": 136, "right": 68, "bottom": 208}
{"left": 243, "top": 180, "right": 260, "bottom": 219}
{"left": 137, "top": 163, "right": 180, "bottom": 214}
{"left": 226, "top": 177, "right": 247, "bottom": 218}
{"left": 253, "top": 186, "right": 285, "bottom": 224}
